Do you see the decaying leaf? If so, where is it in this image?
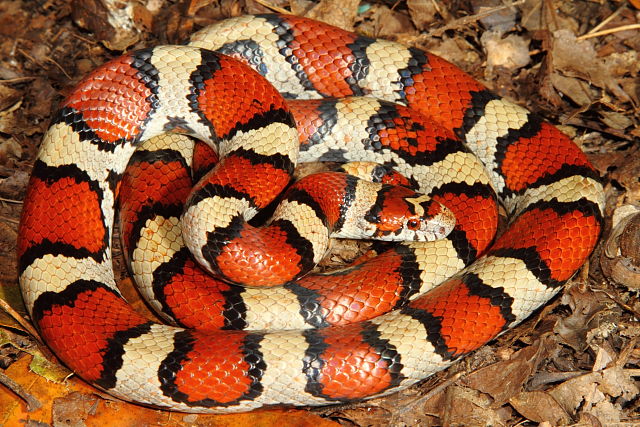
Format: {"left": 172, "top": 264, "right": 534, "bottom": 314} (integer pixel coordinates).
{"left": 551, "top": 29, "right": 630, "bottom": 104}
{"left": 555, "top": 284, "right": 618, "bottom": 352}
{"left": 509, "top": 391, "right": 571, "bottom": 425}
{"left": 0, "top": 0, "right": 638, "bottom": 425}
{"left": 306, "top": 0, "right": 359, "bottom": 31}
{"left": 407, "top": 0, "right": 440, "bottom": 30}
{"left": 548, "top": 367, "right": 639, "bottom": 423}
{"left": 602, "top": 206, "right": 640, "bottom": 288}
{"left": 462, "top": 338, "right": 551, "bottom": 406}
{"left": 71, "top": 0, "right": 140, "bottom": 50}
{"left": 481, "top": 32, "right": 531, "bottom": 78}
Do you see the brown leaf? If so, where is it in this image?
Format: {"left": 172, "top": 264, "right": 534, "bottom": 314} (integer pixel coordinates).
{"left": 306, "top": 0, "right": 359, "bottom": 31}
{"left": 481, "top": 32, "right": 531, "bottom": 78}
{"left": 132, "top": 4, "right": 154, "bottom": 31}
{"left": 555, "top": 284, "right": 616, "bottom": 352}
{"left": 441, "top": 385, "right": 511, "bottom": 426}
{"left": 53, "top": 392, "right": 99, "bottom": 427}
{"left": 0, "top": 84, "right": 21, "bottom": 112}
{"left": 472, "top": 0, "right": 518, "bottom": 33}
{"left": 71, "top": 0, "right": 140, "bottom": 51}
{"left": 549, "top": 367, "right": 639, "bottom": 422}
{"left": 601, "top": 206, "right": 640, "bottom": 288}
{"left": 407, "top": 0, "right": 439, "bottom": 31}
{"left": 0, "top": 137, "right": 21, "bottom": 165}
{"left": 509, "top": 390, "right": 571, "bottom": 424}
{"left": 364, "top": 6, "right": 417, "bottom": 39}
{"left": 549, "top": 73, "right": 597, "bottom": 107}
{"left": 462, "top": 338, "right": 550, "bottom": 406}
{"left": 551, "top": 30, "right": 630, "bottom": 103}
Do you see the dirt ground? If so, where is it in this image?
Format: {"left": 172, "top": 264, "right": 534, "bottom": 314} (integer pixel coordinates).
{"left": 0, "top": 0, "right": 639, "bottom": 425}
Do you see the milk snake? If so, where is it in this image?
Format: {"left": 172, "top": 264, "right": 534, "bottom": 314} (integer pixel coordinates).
{"left": 17, "top": 14, "right": 604, "bottom": 413}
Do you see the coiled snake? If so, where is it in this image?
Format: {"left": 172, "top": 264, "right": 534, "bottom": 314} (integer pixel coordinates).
{"left": 18, "top": 14, "right": 604, "bottom": 413}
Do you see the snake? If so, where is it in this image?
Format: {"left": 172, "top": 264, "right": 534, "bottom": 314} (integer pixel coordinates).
{"left": 17, "top": 14, "right": 604, "bottom": 413}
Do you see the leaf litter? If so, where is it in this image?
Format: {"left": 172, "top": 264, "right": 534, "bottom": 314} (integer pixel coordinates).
{"left": 0, "top": 0, "right": 639, "bottom": 425}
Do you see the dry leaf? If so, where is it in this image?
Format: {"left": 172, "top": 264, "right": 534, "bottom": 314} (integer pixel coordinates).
{"left": 462, "top": 338, "right": 550, "bottom": 406}
{"left": 473, "top": 0, "right": 518, "bottom": 33}
{"left": 481, "top": 32, "right": 530, "bottom": 78}
{"left": 601, "top": 206, "right": 640, "bottom": 288}
{"left": 441, "top": 385, "right": 511, "bottom": 426}
{"left": 552, "top": 29, "right": 630, "bottom": 103}
{"left": 555, "top": 285, "right": 617, "bottom": 352}
{"left": 509, "top": 391, "right": 570, "bottom": 424}
{"left": 306, "top": 0, "right": 359, "bottom": 31}
{"left": 549, "top": 367, "right": 639, "bottom": 422}
{"left": 71, "top": 0, "right": 140, "bottom": 51}
{"left": 407, "top": 0, "right": 439, "bottom": 31}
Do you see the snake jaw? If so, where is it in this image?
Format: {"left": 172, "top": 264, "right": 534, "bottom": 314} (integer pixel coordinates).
{"left": 371, "top": 201, "right": 456, "bottom": 242}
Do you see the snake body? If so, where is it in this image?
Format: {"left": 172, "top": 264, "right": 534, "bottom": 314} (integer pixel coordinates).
{"left": 18, "top": 14, "right": 604, "bottom": 413}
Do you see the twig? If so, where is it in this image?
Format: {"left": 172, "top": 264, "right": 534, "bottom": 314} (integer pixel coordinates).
{"left": 584, "top": 1, "right": 628, "bottom": 36}
{"left": 0, "top": 77, "right": 35, "bottom": 84}
{"left": 68, "top": 30, "right": 98, "bottom": 46}
{"left": 45, "top": 56, "right": 72, "bottom": 79}
{"left": 0, "top": 371, "right": 42, "bottom": 412}
{"left": 0, "top": 196, "right": 22, "bottom": 204}
{"left": 17, "top": 49, "right": 41, "bottom": 68}
{"left": 428, "top": 0, "right": 525, "bottom": 38}
{"left": 0, "top": 216, "right": 19, "bottom": 225}
{"left": 18, "top": 47, "right": 72, "bottom": 79}
{"left": 0, "top": 298, "right": 44, "bottom": 348}
{"left": 577, "top": 24, "right": 640, "bottom": 41}
{"left": 397, "top": 372, "right": 463, "bottom": 415}
{"left": 594, "top": 286, "right": 640, "bottom": 320}
{"left": 250, "top": 0, "right": 290, "bottom": 14}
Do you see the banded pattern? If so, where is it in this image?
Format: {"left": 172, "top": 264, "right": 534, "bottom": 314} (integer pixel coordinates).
{"left": 181, "top": 134, "right": 457, "bottom": 287}
{"left": 120, "top": 96, "right": 493, "bottom": 331}
{"left": 18, "top": 14, "right": 604, "bottom": 413}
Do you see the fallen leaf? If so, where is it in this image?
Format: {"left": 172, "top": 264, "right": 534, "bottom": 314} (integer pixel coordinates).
{"left": 407, "top": 0, "right": 439, "bottom": 31}
{"left": 441, "top": 385, "right": 511, "bottom": 426}
{"left": 462, "top": 338, "right": 550, "bottom": 406}
{"left": 306, "top": 0, "right": 359, "bottom": 31}
{"left": 509, "top": 390, "right": 571, "bottom": 425}
{"left": 549, "top": 367, "right": 639, "bottom": 423}
{"left": 552, "top": 29, "right": 630, "bottom": 103}
{"left": 555, "top": 284, "right": 617, "bottom": 352}
{"left": 473, "top": 0, "right": 518, "bottom": 33}
{"left": 601, "top": 207, "right": 640, "bottom": 288}
{"left": 481, "top": 32, "right": 531, "bottom": 78}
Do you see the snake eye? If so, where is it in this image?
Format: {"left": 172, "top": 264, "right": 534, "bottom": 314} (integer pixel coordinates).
{"left": 407, "top": 219, "right": 420, "bottom": 230}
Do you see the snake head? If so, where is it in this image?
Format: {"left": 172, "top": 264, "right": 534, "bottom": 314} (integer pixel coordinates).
{"left": 366, "top": 186, "right": 456, "bottom": 242}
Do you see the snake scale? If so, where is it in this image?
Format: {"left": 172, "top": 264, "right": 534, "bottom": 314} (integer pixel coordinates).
{"left": 17, "top": 14, "right": 604, "bottom": 413}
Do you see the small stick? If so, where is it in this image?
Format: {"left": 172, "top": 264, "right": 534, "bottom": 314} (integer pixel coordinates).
{"left": 0, "top": 371, "right": 42, "bottom": 412}
{"left": 251, "top": 0, "right": 290, "bottom": 15}
{"left": 577, "top": 24, "right": 640, "bottom": 41}
{"left": 585, "top": 2, "right": 628, "bottom": 36}
{"left": 0, "top": 196, "right": 22, "bottom": 204}
{"left": 428, "top": 0, "right": 525, "bottom": 38}
{"left": 0, "top": 298, "right": 44, "bottom": 348}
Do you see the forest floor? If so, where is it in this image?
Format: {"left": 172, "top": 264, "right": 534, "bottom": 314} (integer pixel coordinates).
{"left": 0, "top": 0, "right": 639, "bottom": 425}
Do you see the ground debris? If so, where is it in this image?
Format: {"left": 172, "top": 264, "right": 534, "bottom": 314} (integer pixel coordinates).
{"left": 0, "top": 0, "right": 638, "bottom": 425}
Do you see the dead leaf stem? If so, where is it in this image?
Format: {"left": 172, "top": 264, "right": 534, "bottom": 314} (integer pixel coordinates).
{"left": 0, "top": 370, "right": 42, "bottom": 411}
{"left": 250, "top": 0, "right": 290, "bottom": 14}
{"left": 577, "top": 24, "right": 640, "bottom": 40}
{"left": 584, "top": 1, "right": 629, "bottom": 36}
{"left": 0, "top": 297, "right": 43, "bottom": 348}
{"left": 427, "top": 0, "right": 525, "bottom": 38}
